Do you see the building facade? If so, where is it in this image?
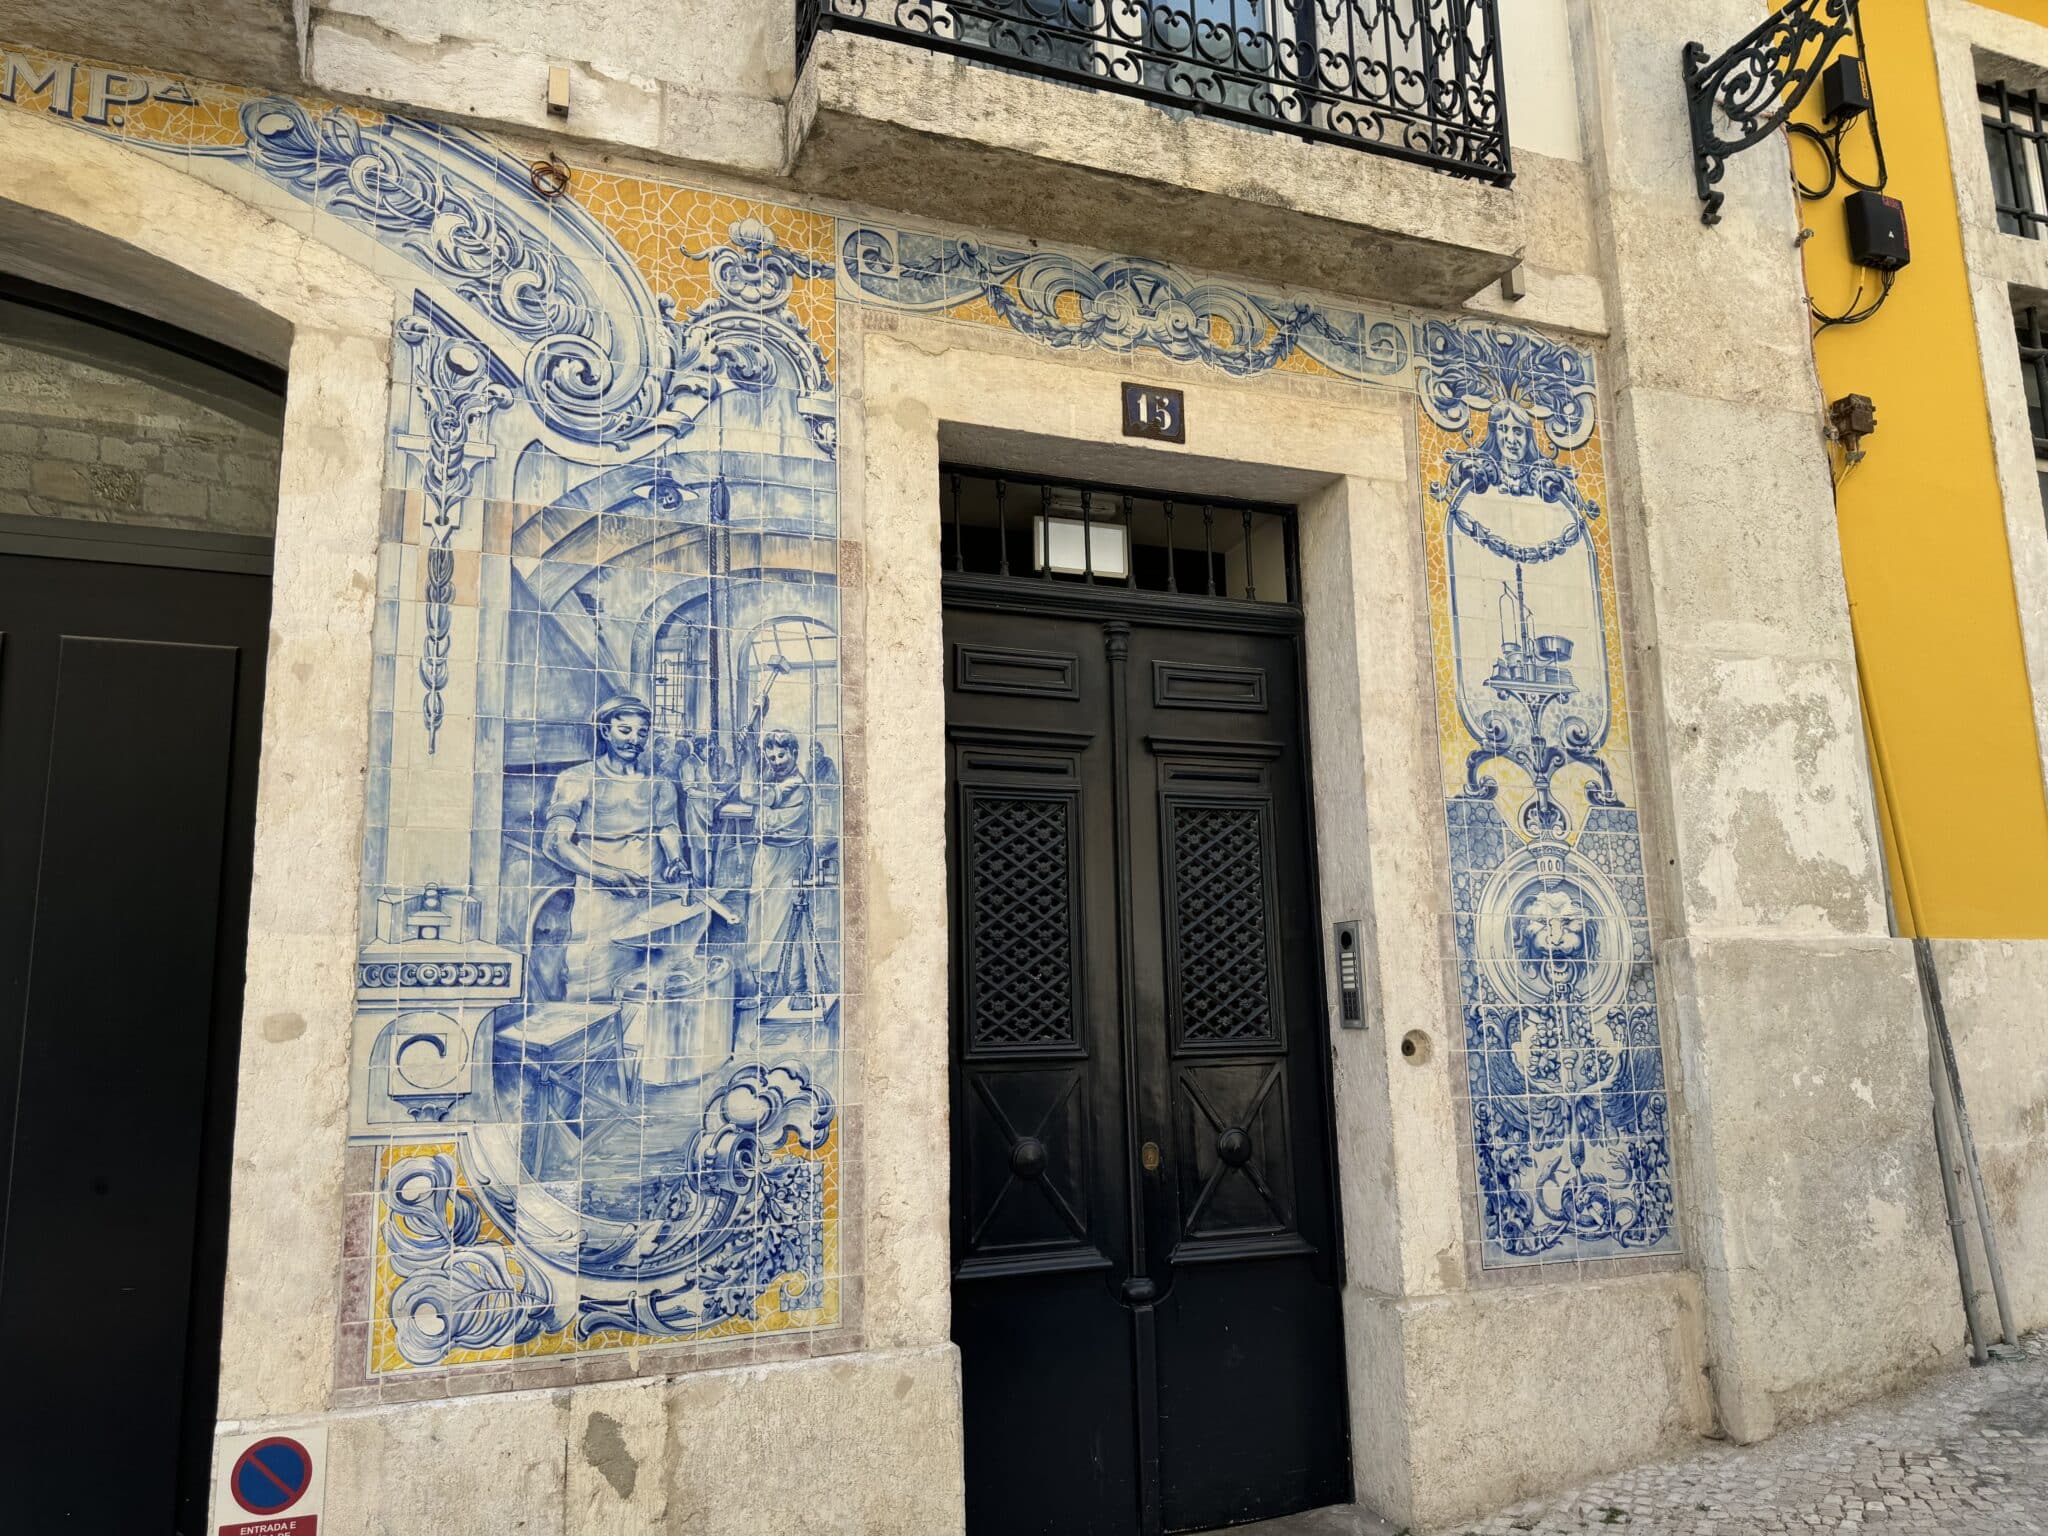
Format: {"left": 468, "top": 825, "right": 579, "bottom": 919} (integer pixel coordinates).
{"left": 0, "top": 1, "right": 2041, "bottom": 1532}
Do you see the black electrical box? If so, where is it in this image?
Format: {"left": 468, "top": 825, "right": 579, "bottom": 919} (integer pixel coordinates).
{"left": 1845, "top": 190, "right": 1911, "bottom": 270}
{"left": 1823, "top": 54, "right": 1872, "bottom": 120}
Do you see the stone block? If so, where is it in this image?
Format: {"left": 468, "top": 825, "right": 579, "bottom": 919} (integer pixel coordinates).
{"left": 235, "top": 1345, "right": 964, "bottom": 1534}
{"left": 1667, "top": 934, "right": 1958, "bottom": 1443}
{"left": 162, "top": 442, "right": 223, "bottom": 481}
{"left": 99, "top": 435, "right": 159, "bottom": 470}
{"left": 1623, "top": 389, "right": 1853, "bottom": 663}
{"left": 39, "top": 425, "right": 97, "bottom": 462}
{"left": 1350, "top": 1272, "right": 1715, "bottom": 1528}
{"left": 141, "top": 473, "right": 212, "bottom": 525}
{"left": 318, "top": 1388, "right": 574, "bottom": 1535}
{"left": 29, "top": 457, "right": 92, "bottom": 504}
{"left": 1657, "top": 650, "right": 1887, "bottom": 938}
{"left": 1601, "top": 194, "right": 1821, "bottom": 411}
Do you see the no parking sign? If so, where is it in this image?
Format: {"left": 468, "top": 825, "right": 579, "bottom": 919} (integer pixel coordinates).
{"left": 214, "top": 1426, "right": 326, "bottom": 1535}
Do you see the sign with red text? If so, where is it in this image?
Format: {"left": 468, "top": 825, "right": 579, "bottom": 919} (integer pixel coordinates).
{"left": 216, "top": 1426, "right": 326, "bottom": 1536}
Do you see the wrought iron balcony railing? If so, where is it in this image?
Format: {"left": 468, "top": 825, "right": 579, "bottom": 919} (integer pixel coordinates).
{"left": 795, "top": 0, "right": 1513, "bottom": 184}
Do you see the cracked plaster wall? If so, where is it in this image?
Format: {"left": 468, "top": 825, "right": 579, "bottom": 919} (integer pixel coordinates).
{"left": 1574, "top": 0, "right": 1963, "bottom": 1446}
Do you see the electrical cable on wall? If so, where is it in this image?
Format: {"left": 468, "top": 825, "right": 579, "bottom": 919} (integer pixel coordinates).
{"left": 1789, "top": 2, "right": 1890, "bottom": 200}
{"left": 1812, "top": 266, "right": 1899, "bottom": 333}
{"left": 1794, "top": 5, "right": 1906, "bottom": 336}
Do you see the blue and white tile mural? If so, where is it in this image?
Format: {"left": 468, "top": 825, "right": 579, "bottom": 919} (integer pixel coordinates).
{"left": 0, "top": 37, "right": 1681, "bottom": 1387}
{"left": 347, "top": 174, "right": 848, "bottom": 1364}
{"left": 1418, "top": 322, "right": 1678, "bottom": 1266}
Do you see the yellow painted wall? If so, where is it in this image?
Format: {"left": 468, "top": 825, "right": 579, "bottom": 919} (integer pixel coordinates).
{"left": 1973, "top": 0, "right": 2047, "bottom": 26}
{"left": 1799, "top": 0, "right": 2048, "bottom": 936}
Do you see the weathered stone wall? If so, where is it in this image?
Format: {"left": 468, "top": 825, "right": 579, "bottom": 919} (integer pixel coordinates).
{"left": 0, "top": 321, "right": 281, "bottom": 534}
{"left": 1930, "top": 940, "right": 2048, "bottom": 1338}
{"left": 1575, "top": 0, "right": 1960, "bottom": 1445}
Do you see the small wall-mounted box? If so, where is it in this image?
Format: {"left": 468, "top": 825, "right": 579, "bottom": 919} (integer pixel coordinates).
{"left": 1845, "top": 190, "right": 1911, "bottom": 271}
{"left": 1822, "top": 54, "right": 1872, "bottom": 121}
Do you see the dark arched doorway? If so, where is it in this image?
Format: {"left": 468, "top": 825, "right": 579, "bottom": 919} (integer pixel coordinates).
{"left": 0, "top": 273, "right": 282, "bottom": 1532}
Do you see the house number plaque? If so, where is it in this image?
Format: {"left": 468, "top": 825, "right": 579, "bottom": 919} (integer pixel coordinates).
{"left": 1121, "top": 382, "right": 1186, "bottom": 443}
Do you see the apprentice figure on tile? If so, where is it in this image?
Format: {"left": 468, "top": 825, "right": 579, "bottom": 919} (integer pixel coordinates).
{"left": 736, "top": 727, "right": 813, "bottom": 994}
{"left": 676, "top": 732, "right": 727, "bottom": 890}
{"left": 541, "top": 693, "right": 690, "bottom": 1003}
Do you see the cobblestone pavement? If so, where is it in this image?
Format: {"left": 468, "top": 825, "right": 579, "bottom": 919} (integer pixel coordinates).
{"left": 1234, "top": 1334, "right": 2048, "bottom": 1536}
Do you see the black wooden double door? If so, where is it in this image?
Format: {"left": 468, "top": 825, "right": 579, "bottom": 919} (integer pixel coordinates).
{"left": 945, "top": 597, "right": 1350, "bottom": 1536}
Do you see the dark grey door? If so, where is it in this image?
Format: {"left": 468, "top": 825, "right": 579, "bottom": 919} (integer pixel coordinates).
{"left": 0, "top": 550, "right": 270, "bottom": 1532}
{"left": 946, "top": 591, "right": 1350, "bottom": 1536}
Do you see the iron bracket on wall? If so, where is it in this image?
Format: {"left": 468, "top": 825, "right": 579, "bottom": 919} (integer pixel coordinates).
{"left": 1685, "top": 0, "right": 1861, "bottom": 225}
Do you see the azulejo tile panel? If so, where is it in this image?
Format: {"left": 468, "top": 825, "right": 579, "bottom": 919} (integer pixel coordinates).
{"left": 0, "top": 44, "right": 850, "bottom": 1374}
{"left": 0, "top": 36, "right": 1680, "bottom": 1362}
{"left": 1416, "top": 322, "right": 1677, "bottom": 1267}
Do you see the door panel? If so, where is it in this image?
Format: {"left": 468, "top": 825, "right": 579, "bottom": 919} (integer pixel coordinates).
{"left": 948, "top": 607, "right": 1137, "bottom": 1535}
{"left": 0, "top": 554, "right": 270, "bottom": 1533}
{"left": 947, "top": 597, "right": 1349, "bottom": 1536}
{"left": 1129, "top": 624, "right": 1349, "bottom": 1533}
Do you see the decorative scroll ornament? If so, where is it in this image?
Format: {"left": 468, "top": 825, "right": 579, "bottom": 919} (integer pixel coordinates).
{"left": 1684, "top": 0, "right": 1860, "bottom": 225}
{"left": 840, "top": 227, "right": 1411, "bottom": 381}
{"left": 544, "top": 1062, "right": 836, "bottom": 1337}
{"left": 396, "top": 311, "right": 512, "bottom": 753}
{"left": 685, "top": 217, "right": 833, "bottom": 312}
{"left": 1416, "top": 318, "right": 1597, "bottom": 452}
{"left": 238, "top": 101, "right": 717, "bottom": 447}
{"left": 381, "top": 1153, "right": 553, "bottom": 1366}
{"left": 676, "top": 217, "right": 836, "bottom": 400}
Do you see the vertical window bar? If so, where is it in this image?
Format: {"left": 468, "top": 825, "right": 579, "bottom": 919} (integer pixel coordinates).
{"left": 2030, "top": 88, "right": 2048, "bottom": 240}
{"left": 2024, "top": 306, "right": 2048, "bottom": 523}
{"left": 1081, "top": 486, "right": 1096, "bottom": 583}
{"left": 1120, "top": 493, "right": 1135, "bottom": 588}
{"left": 1242, "top": 506, "right": 1256, "bottom": 600}
{"left": 949, "top": 470, "right": 964, "bottom": 572}
{"left": 1040, "top": 483, "right": 1053, "bottom": 581}
{"left": 1202, "top": 504, "right": 1216, "bottom": 595}
{"left": 1163, "top": 498, "right": 1178, "bottom": 593}
{"left": 995, "top": 476, "right": 1010, "bottom": 576}
{"left": 2004, "top": 83, "right": 2037, "bottom": 238}
{"left": 2023, "top": 306, "right": 2048, "bottom": 451}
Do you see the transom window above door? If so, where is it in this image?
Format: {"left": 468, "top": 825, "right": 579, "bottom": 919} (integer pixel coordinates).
{"left": 940, "top": 464, "right": 1296, "bottom": 606}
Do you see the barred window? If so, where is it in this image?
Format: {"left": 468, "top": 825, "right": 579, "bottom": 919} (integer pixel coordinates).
{"left": 1982, "top": 81, "right": 2048, "bottom": 239}
{"left": 2018, "top": 308, "right": 2048, "bottom": 516}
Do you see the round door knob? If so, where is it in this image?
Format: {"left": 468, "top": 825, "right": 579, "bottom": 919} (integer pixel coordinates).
{"left": 1010, "top": 1137, "right": 1048, "bottom": 1180}
{"left": 1216, "top": 1127, "right": 1253, "bottom": 1168}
